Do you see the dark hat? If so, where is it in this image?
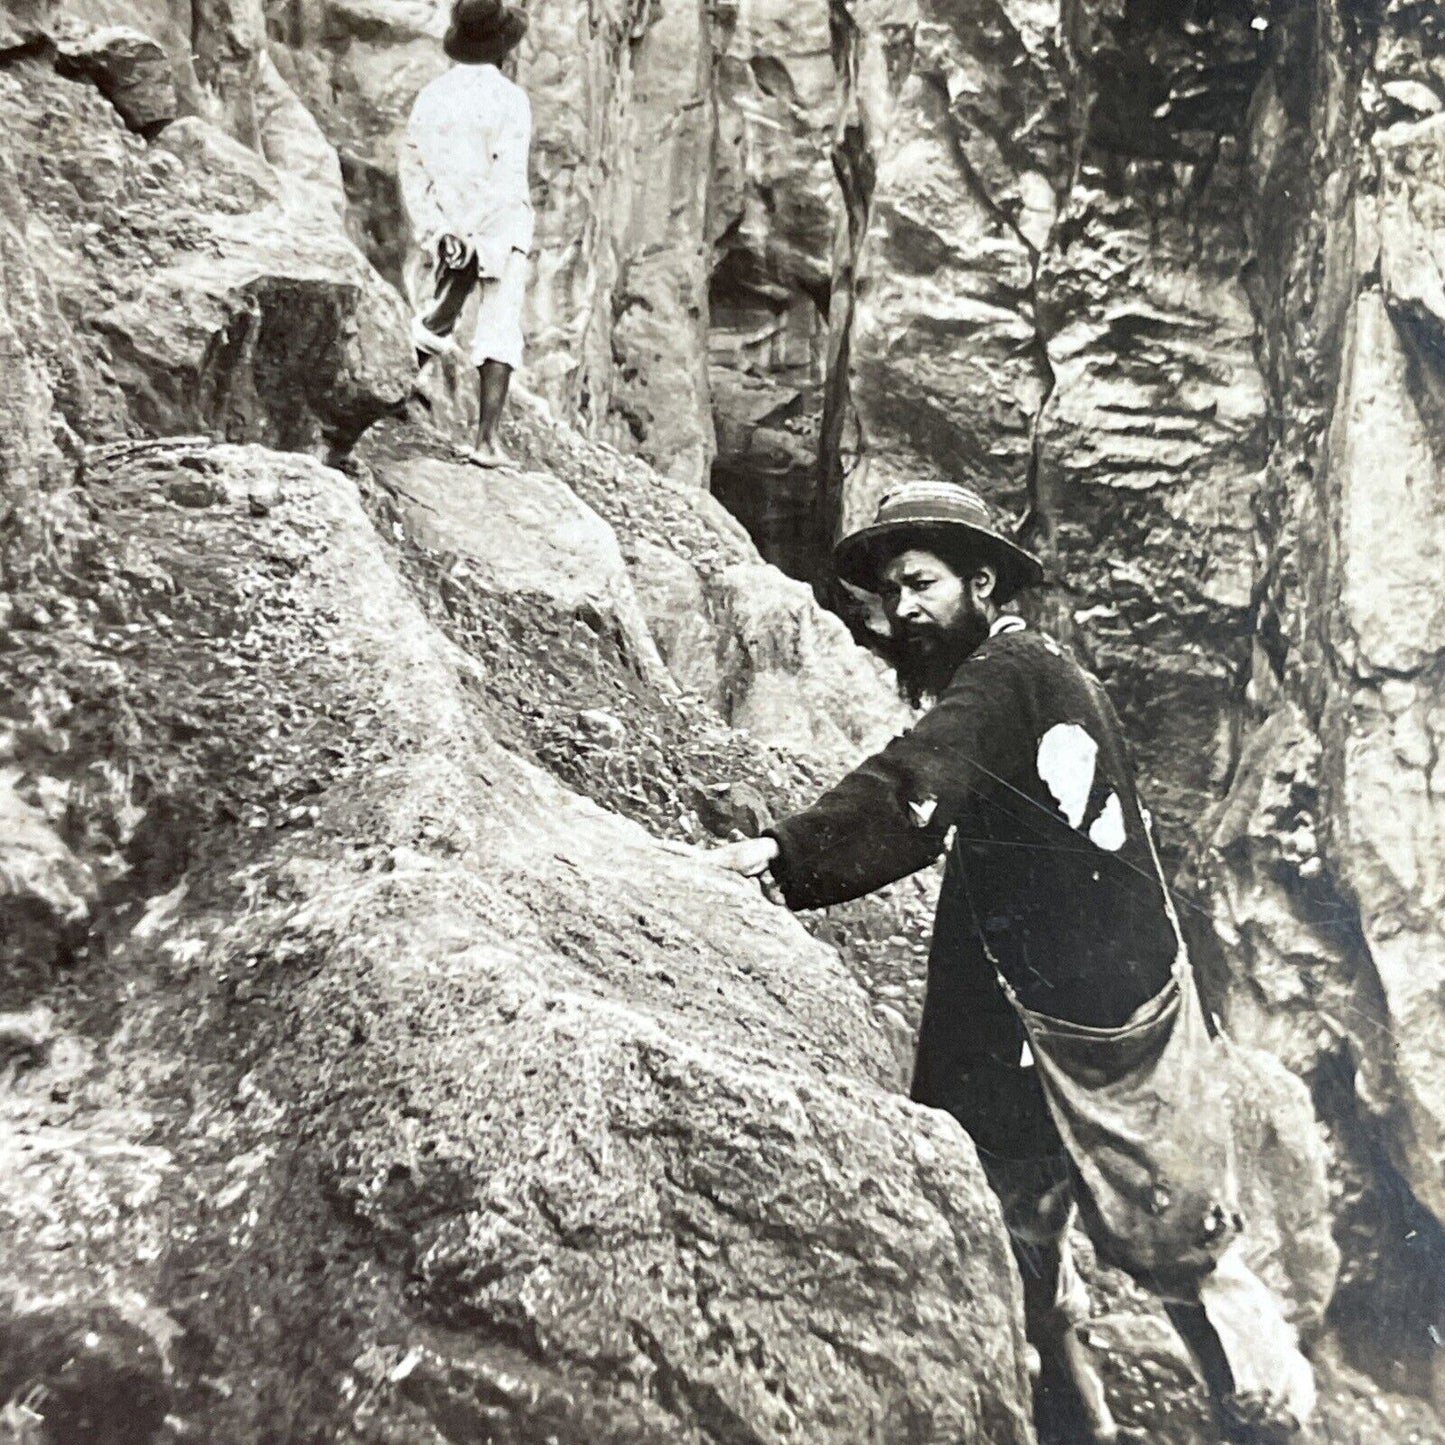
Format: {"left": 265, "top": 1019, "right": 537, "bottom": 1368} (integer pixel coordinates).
{"left": 444, "top": 0, "right": 527, "bottom": 63}
{"left": 834, "top": 479, "right": 1045, "bottom": 599}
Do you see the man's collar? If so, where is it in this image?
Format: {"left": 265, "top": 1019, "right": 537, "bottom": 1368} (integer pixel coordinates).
{"left": 989, "top": 614, "right": 1026, "bottom": 637}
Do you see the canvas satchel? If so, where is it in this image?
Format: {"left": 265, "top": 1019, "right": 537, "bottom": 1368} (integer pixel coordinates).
{"left": 983, "top": 816, "right": 1318, "bottom": 1428}
{"left": 993, "top": 818, "right": 1243, "bottom": 1286}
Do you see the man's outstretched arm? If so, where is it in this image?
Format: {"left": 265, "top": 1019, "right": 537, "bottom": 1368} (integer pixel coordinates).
{"left": 710, "top": 650, "right": 1026, "bottom": 910}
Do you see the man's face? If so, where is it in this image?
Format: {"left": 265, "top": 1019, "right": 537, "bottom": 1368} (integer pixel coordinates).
{"left": 878, "top": 548, "right": 971, "bottom": 635}
{"left": 877, "top": 547, "right": 995, "bottom": 704}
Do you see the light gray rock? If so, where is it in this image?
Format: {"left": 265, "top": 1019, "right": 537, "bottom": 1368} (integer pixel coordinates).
{"left": 709, "top": 561, "right": 906, "bottom": 757}
{"left": 53, "top": 21, "right": 177, "bottom": 133}
{"left": 380, "top": 451, "right": 674, "bottom": 691}
{"left": 0, "top": 59, "right": 411, "bottom": 452}
{"left": 0, "top": 442, "right": 1037, "bottom": 1443}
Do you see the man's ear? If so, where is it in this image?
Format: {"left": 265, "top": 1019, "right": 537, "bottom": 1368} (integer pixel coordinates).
{"left": 970, "top": 564, "right": 998, "bottom": 604}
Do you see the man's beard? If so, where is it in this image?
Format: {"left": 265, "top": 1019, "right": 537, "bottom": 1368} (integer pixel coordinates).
{"left": 885, "top": 606, "right": 992, "bottom": 709}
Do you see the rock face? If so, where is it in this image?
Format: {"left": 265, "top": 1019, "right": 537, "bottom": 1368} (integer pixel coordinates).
{"left": 266, "top": 0, "right": 718, "bottom": 483}
{"left": 0, "top": 433, "right": 1035, "bottom": 1440}
{"left": 379, "top": 453, "right": 674, "bottom": 692}
{"left": 0, "top": 55, "right": 410, "bottom": 452}
{"left": 7, "top": 0, "right": 1445, "bottom": 1440}
{"left": 53, "top": 22, "right": 178, "bottom": 133}
{"left": 816, "top": 0, "right": 1445, "bottom": 1431}
{"left": 707, "top": 0, "right": 838, "bottom": 576}
{"left": 0, "top": 31, "right": 1039, "bottom": 1441}
{"left": 1177, "top": 0, "right": 1445, "bottom": 1411}
{"left": 821, "top": 0, "right": 1266, "bottom": 847}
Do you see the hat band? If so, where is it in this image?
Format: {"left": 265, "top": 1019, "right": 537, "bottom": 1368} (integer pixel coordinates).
{"left": 872, "top": 498, "right": 997, "bottom": 532}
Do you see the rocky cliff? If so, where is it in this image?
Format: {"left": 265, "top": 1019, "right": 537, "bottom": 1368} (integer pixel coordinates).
{"left": 0, "top": 6, "right": 1028, "bottom": 1442}
{"left": 2, "top": 0, "right": 1443, "bottom": 1442}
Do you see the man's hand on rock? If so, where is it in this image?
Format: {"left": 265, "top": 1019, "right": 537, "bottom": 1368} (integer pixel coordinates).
{"left": 707, "top": 836, "right": 780, "bottom": 880}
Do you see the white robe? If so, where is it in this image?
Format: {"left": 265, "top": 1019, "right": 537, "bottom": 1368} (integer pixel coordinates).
{"left": 398, "top": 63, "right": 534, "bottom": 278}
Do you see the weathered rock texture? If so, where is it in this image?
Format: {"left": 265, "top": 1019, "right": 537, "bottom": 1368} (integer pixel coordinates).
{"left": 0, "top": 54, "right": 409, "bottom": 453}
{"left": 0, "top": 25, "right": 1039, "bottom": 1444}
{"left": 821, "top": 0, "right": 1268, "bottom": 849}
{"left": 707, "top": 0, "right": 839, "bottom": 576}
{"left": 6, "top": 0, "right": 1445, "bottom": 1440}
{"left": 1185, "top": 0, "right": 1445, "bottom": 1408}
{"left": 1, "top": 438, "right": 1034, "bottom": 1443}
{"left": 819, "top": 0, "right": 1445, "bottom": 1426}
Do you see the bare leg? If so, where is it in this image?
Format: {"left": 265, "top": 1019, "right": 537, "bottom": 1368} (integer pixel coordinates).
{"left": 1038, "top": 1322, "right": 1131, "bottom": 1444}
{"left": 469, "top": 360, "right": 513, "bottom": 466}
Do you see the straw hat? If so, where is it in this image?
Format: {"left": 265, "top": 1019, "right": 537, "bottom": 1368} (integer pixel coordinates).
{"left": 834, "top": 479, "right": 1045, "bottom": 599}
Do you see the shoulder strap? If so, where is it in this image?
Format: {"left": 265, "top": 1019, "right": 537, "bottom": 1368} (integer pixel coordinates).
{"left": 1140, "top": 805, "right": 1189, "bottom": 966}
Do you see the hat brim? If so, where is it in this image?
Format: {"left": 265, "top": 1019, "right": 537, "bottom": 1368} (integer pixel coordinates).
{"left": 444, "top": 10, "right": 527, "bottom": 62}
{"left": 834, "top": 518, "right": 1045, "bottom": 599}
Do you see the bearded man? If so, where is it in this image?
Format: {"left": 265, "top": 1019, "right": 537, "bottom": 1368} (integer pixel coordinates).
{"left": 708, "top": 480, "right": 1315, "bottom": 1445}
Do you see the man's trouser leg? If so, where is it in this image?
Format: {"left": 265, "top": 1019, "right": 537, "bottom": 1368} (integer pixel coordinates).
{"left": 980, "top": 1148, "right": 1092, "bottom": 1339}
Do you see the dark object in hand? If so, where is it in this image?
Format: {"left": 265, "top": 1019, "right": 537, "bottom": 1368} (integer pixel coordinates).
{"left": 438, "top": 234, "right": 470, "bottom": 270}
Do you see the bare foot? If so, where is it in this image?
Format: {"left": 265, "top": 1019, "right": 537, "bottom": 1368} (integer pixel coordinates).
{"left": 466, "top": 440, "right": 511, "bottom": 468}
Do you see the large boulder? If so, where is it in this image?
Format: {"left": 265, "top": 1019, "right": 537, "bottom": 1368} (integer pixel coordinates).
{"left": 706, "top": 562, "right": 906, "bottom": 757}
{"left": 0, "top": 56, "right": 411, "bottom": 452}
{"left": 479, "top": 401, "right": 908, "bottom": 764}
{"left": 630, "top": 548, "right": 909, "bottom": 758}
{"left": 371, "top": 449, "right": 674, "bottom": 692}
{"left": 0, "top": 438, "right": 1037, "bottom": 1443}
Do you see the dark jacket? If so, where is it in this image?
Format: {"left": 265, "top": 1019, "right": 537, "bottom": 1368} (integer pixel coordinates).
{"left": 767, "top": 623, "right": 1176, "bottom": 1158}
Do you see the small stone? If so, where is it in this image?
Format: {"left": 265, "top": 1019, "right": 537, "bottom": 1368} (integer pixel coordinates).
{"left": 248, "top": 478, "right": 281, "bottom": 516}
{"left": 1381, "top": 79, "right": 1443, "bottom": 117}
{"left": 577, "top": 708, "right": 626, "bottom": 747}
{"left": 0, "top": 1003, "right": 55, "bottom": 1061}
{"left": 165, "top": 473, "right": 224, "bottom": 508}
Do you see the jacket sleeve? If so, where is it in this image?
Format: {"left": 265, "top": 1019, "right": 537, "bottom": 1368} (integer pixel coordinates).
{"left": 398, "top": 100, "right": 449, "bottom": 253}
{"left": 766, "top": 649, "right": 1027, "bottom": 910}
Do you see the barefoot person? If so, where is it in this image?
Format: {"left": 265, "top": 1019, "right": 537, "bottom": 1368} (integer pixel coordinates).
{"left": 398, "top": 0, "right": 533, "bottom": 466}
{"left": 707, "top": 479, "right": 1316, "bottom": 1445}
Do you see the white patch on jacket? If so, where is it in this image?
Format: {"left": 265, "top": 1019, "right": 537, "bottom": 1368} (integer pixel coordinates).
{"left": 909, "top": 797, "right": 938, "bottom": 827}
{"left": 1036, "top": 723, "right": 1097, "bottom": 829}
{"left": 1089, "top": 792, "right": 1127, "bottom": 852}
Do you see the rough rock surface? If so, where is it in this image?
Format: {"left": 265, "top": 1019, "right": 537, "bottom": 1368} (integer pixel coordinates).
{"left": 707, "top": 0, "right": 838, "bottom": 574}
{"left": 0, "top": 434, "right": 1035, "bottom": 1443}
{"left": 0, "top": 55, "right": 410, "bottom": 453}
{"left": 7, "top": 0, "right": 1445, "bottom": 1440}
{"left": 820, "top": 0, "right": 1266, "bottom": 848}
{"left": 376, "top": 452, "right": 673, "bottom": 692}
{"left": 0, "top": 34, "right": 1028, "bottom": 1408}
{"left": 1178, "top": 0, "right": 1445, "bottom": 1417}
{"left": 53, "top": 21, "right": 177, "bottom": 134}
{"left": 629, "top": 547, "right": 906, "bottom": 757}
